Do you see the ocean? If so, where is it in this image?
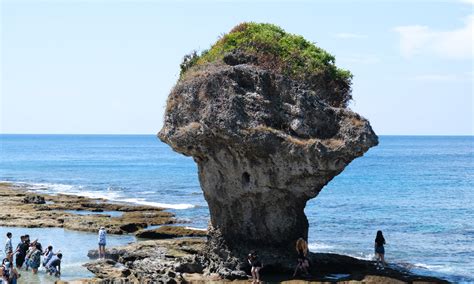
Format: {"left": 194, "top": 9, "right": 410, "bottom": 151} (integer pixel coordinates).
{"left": 0, "top": 134, "right": 472, "bottom": 283}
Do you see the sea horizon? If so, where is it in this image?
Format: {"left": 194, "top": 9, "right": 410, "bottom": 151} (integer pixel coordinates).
{"left": 1, "top": 133, "right": 473, "bottom": 136}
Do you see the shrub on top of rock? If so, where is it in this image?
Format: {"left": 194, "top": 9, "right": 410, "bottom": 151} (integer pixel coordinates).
{"left": 179, "top": 22, "right": 352, "bottom": 107}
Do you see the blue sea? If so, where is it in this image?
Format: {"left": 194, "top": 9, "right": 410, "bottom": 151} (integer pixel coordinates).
{"left": 0, "top": 135, "right": 473, "bottom": 283}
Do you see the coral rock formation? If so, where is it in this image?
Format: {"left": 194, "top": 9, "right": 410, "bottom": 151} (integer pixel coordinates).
{"left": 159, "top": 23, "right": 378, "bottom": 267}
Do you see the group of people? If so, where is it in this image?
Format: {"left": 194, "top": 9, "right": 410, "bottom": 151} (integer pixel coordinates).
{"left": 1, "top": 232, "right": 63, "bottom": 283}
{"left": 247, "top": 230, "right": 388, "bottom": 283}
{"left": 2, "top": 228, "right": 387, "bottom": 283}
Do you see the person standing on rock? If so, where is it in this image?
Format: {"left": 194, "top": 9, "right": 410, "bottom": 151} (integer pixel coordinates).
{"left": 293, "top": 238, "right": 310, "bottom": 278}
{"left": 374, "top": 230, "right": 387, "bottom": 269}
{"left": 98, "top": 227, "right": 107, "bottom": 259}
{"left": 4, "top": 232, "right": 12, "bottom": 257}
{"left": 247, "top": 251, "right": 262, "bottom": 283}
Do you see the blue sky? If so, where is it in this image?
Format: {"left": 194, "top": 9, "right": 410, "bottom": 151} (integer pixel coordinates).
{"left": 1, "top": 0, "right": 473, "bottom": 135}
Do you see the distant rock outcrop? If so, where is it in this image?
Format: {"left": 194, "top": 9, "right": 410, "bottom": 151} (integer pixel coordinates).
{"left": 136, "top": 226, "right": 206, "bottom": 239}
{"left": 159, "top": 23, "right": 378, "bottom": 270}
{"left": 23, "top": 194, "right": 45, "bottom": 204}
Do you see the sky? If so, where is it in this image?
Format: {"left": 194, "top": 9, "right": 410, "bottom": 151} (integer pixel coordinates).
{"left": 1, "top": 0, "right": 473, "bottom": 135}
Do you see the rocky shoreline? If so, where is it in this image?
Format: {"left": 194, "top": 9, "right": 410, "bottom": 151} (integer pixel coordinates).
{"left": 0, "top": 182, "right": 450, "bottom": 283}
{"left": 83, "top": 238, "right": 450, "bottom": 283}
{"left": 0, "top": 182, "right": 178, "bottom": 235}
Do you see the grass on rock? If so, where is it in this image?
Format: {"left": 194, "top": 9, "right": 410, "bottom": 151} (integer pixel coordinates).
{"left": 180, "top": 22, "right": 353, "bottom": 107}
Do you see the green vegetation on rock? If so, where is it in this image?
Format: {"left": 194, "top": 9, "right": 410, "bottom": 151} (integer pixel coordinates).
{"left": 180, "top": 22, "right": 353, "bottom": 107}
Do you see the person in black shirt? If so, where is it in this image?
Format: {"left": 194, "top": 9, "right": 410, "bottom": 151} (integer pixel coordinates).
{"left": 374, "top": 230, "right": 387, "bottom": 268}
{"left": 293, "top": 237, "right": 310, "bottom": 277}
{"left": 247, "top": 251, "right": 262, "bottom": 283}
{"left": 14, "top": 235, "right": 29, "bottom": 269}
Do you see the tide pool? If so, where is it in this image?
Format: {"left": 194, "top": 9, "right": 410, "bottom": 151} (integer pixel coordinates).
{"left": 0, "top": 227, "right": 135, "bottom": 282}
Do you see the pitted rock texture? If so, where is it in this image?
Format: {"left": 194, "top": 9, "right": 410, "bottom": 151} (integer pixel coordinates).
{"left": 159, "top": 61, "right": 378, "bottom": 262}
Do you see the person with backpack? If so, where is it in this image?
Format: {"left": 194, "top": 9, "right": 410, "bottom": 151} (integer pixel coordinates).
{"left": 29, "top": 243, "right": 43, "bottom": 274}
{"left": 23, "top": 240, "right": 38, "bottom": 271}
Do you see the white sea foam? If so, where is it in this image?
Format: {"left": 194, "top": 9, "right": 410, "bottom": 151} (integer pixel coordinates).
{"left": 308, "top": 242, "right": 335, "bottom": 251}
{"left": 185, "top": 226, "right": 207, "bottom": 231}
{"left": 121, "top": 198, "right": 195, "bottom": 210}
{"left": 5, "top": 181, "right": 196, "bottom": 210}
{"left": 325, "top": 274, "right": 350, "bottom": 280}
{"left": 24, "top": 182, "right": 123, "bottom": 200}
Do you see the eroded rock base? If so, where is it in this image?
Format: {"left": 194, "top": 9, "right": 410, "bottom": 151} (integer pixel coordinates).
{"left": 83, "top": 236, "right": 449, "bottom": 284}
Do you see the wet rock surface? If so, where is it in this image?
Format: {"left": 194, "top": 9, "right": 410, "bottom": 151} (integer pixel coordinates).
{"left": 85, "top": 238, "right": 205, "bottom": 283}
{"left": 22, "top": 194, "right": 46, "bottom": 204}
{"left": 83, "top": 238, "right": 449, "bottom": 283}
{"left": 0, "top": 183, "right": 176, "bottom": 234}
{"left": 159, "top": 60, "right": 378, "bottom": 265}
{"left": 135, "top": 225, "right": 207, "bottom": 239}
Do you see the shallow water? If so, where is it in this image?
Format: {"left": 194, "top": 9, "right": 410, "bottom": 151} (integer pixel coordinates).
{"left": 62, "top": 210, "right": 124, "bottom": 217}
{"left": 0, "top": 227, "right": 135, "bottom": 282}
{"left": 0, "top": 135, "right": 472, "bottom": 282}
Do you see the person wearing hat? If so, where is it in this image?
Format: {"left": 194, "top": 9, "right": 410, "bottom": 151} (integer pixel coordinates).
{"left": 98, "top": 227, "right": 107, "bottom": 259}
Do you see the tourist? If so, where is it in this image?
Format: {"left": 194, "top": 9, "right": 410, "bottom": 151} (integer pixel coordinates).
{"left": 98, "top": 227, "right": 107, "bottom": 259}
{"left": 1, "top": 257, "right": 19, "bottom": 284}
{"left": 1, "top": 258, "right": 10, "bottom": 283}
{"left": 46, "top": 253, "right": 62, "bottom": 277}
{"left": 374, "top": 230, "right": 387, "bottom": 269}
{"left": 4, "top": 233, "right": 12, "bottom": 257}
{"left": 247, "top": 251, "right": 262, "bottom": 283}
{"left": 28, "top": 243, "right": 42, "bottom": 274}
{"left": 24, "top": 240, "right": 37, "bottom": 271}
{"left": 14, "top": 236, "right": 28, "bottom": 269}
{"left": 293, "top": 237, "right": 310, "bottom": 277}
{"left": 5, "top": 250, "right": 13, "bottom": 264}
{"left": 43, "top": 245, "right": 55, "bottom": 267}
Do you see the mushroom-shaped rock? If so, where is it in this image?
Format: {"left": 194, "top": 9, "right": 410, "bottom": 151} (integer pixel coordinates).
{"left": 159, "top": 23, "right": 378, "bottom": 267}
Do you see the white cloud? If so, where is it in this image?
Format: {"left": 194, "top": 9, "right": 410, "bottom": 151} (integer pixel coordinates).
{"left": 394, "top": 15, "right": 474, "bottom": 59}
{"left": 459, "top": 0, "right": 474, "bottom": 4}
{"left": 333, "top": 33, "right": 367, "bottom": 39}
